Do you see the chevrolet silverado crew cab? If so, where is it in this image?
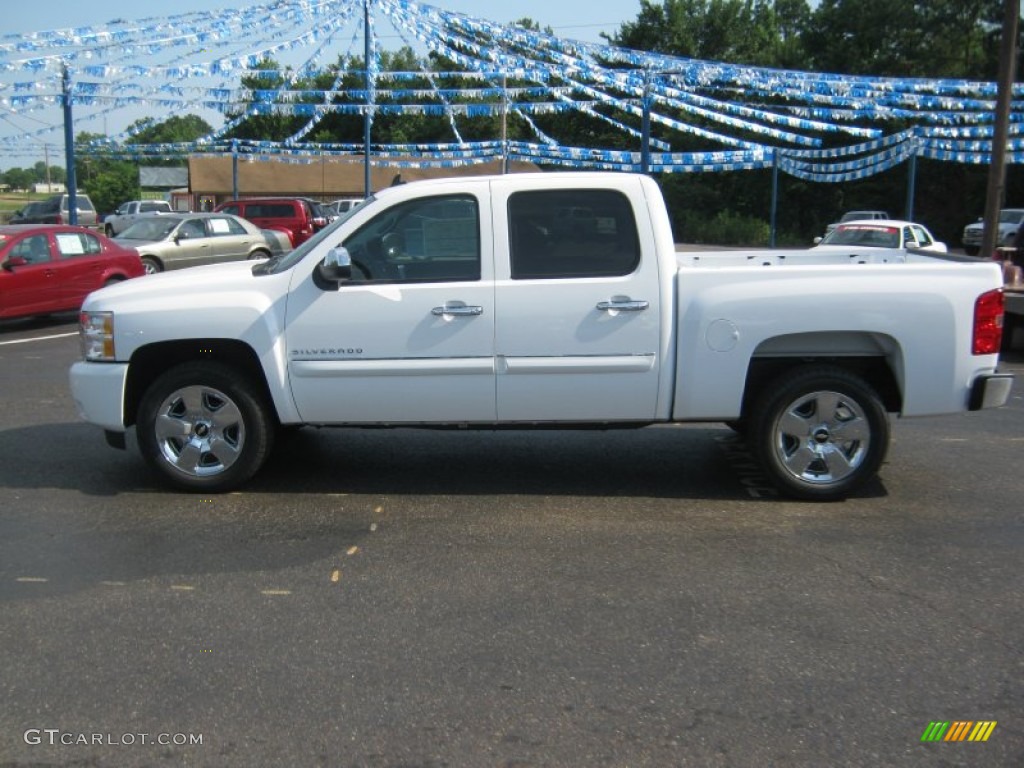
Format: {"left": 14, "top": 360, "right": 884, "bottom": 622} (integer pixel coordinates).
{"left": 69, "top": 173, "right": 1014, "bottom": 500}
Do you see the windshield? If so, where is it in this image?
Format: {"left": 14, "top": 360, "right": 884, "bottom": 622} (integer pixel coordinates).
{"left": 118, "top": 218, "right": 181, "bottom": 241}
{"left": 999, "top": 210, "right": 1024, "bottom": 224}
{"left": 259, "top": 196, "right": 376, "bottom": 274}
{"left": 820, "top": 224, "right": 900, "bottom": 248}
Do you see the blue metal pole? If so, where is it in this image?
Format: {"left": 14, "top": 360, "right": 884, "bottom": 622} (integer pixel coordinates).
{"left": 62, "top": 64, "right": 78, "bottom": 225}
{"left": 770, "top": 151, "right": 779, "bottom": 248}
{"left": 641, "top": 72, "right": 651, "bottom": 175}
{"left": 905, "top": 149, "right": 917, "bottom": 222}
{"left": 232, "top": 139, "right": 239, "bottom": 200}
{"left": 363, "top": 0, "right": 371, "bottom": 197}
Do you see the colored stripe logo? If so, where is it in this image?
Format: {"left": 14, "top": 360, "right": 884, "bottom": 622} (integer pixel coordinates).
{"left": 921, "top": 721, "right": 997, "bottom": 742}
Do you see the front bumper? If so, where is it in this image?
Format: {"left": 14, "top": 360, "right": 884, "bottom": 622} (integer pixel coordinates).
{"left": 69, "top": 361, "right": 130, "bottom": 432}
{"left": 968, "top": 372, "right": 1014, "bottom": 410}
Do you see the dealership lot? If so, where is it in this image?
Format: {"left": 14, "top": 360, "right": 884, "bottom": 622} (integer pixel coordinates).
{"left": 1, "top": 316, "right": 1022, "bottom": 767}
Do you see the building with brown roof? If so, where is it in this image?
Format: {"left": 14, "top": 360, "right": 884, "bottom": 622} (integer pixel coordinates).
{"left": 183, "top": 155, "right": 541, "bottom": 210}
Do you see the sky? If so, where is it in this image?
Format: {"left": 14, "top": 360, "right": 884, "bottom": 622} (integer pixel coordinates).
{"left": 1, "top": 0, "right": 646, "bottom": 170}
{"left": 3, "top": 0, "right": 634, "bottom": 45}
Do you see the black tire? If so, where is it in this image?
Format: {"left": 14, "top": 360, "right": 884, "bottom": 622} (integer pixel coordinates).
{"left": 103, "top": 277, "right": 125, "bottom": 287}
{"left": 104, "top": 224, "right": 115, "bottom": 237}
{"left": 136, "top": 361, "right": 274, "bottom": 492}
{"left": 141, "top": 256, "right": 162, "bottom": 275}
{"left": 963, "top": 246, "right": 979, "bottom": 256}
{"left": 248, "top": 248, "right": 271, "bottom": 260}
{"left": 749, "top": 366, "right": 889, "bottom": 501}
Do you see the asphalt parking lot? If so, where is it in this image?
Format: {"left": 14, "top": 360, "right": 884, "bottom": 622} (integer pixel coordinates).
{"left": 0, "top": 315, "right": 1022, "bottom": 767}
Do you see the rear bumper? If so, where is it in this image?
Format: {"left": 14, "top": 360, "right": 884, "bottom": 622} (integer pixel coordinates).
{"left": 969, "top": 373, "right": 1014, "bottom": 410}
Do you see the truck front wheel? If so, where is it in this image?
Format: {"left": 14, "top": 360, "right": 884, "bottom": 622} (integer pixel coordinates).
{"left": 136, "top": 361, "right": 273, "bottom": 492}
{"left": 750, "top": 366, "right": 889, "bottom": 501}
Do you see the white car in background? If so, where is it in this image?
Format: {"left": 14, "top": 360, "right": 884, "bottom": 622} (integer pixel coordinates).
{"left": 814, "top": 220, "right": 947, "bottom": 254}
{"left": 962, "top": 208, "right": 1024, "bottom": 256}
{"left": 326, "top": 198, "right": 364, "bottom": 216}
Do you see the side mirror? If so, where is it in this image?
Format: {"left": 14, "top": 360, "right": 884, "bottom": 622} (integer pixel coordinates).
{"left": 3, "top": 256, "right": 28, "bottom": 271}
{"left": 317, "top": 246, "right": 352, "bottom": 286}
{"left": 813, "top": 236, "right": 823, "bottom": 245}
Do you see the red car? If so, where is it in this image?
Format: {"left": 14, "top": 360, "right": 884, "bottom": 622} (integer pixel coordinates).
{"left": 0, "top": 225, "right": 145, "bottom": 320}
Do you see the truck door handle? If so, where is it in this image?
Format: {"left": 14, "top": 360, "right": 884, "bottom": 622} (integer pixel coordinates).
{"left": 432, "top": 304, "right": 483, "bottom": 317}
{"left": 596, "top": 300, "right": 649, "bottom": 312}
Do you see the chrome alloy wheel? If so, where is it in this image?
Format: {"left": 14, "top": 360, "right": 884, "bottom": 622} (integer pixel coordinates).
{"left": 153, "top": 384, "right": 246, "bottom": 478}
{"left": 770, "top": 389, "right": 871, "bottom": 486}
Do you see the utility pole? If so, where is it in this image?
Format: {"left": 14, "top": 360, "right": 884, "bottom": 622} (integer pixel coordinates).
{"left": 981, "top": 0, "right": 1020, "bottom": 258}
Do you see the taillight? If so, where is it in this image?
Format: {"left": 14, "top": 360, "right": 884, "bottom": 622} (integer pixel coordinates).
{"left": 973, "top": 288, "right": 1004, "bottom": 355}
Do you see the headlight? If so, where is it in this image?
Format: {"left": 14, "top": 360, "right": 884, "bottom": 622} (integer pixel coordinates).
{"left": 79, "top": 311, "right": 115, "bottom": 361}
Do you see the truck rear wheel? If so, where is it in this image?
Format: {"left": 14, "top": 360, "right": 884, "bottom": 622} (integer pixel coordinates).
{"left": 750, "top": 366, "right": 889, "bottom": 501}
{"left": 136, "top": 361, "right": 273, "bottom": 492}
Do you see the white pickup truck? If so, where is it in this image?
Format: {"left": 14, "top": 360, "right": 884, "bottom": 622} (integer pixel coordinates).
{"left": 103, "top": 199, "right": 174, "bottom": 236}
{"left": 69, "top": 173, "right": 1013, "bottom": 500}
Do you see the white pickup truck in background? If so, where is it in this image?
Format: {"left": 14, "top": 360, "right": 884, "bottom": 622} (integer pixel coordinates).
{"left": 103, "top": 199, "right": 174, "bottom": 236}
{"left": 69, "top": 173, "right": 1013, "bottom": 500}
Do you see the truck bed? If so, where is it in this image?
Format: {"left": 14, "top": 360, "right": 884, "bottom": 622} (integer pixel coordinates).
{"left": 676, "top": 247, "right": 907, "bottom": 268}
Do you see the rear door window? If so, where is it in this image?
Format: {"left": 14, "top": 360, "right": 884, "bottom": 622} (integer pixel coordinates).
{"left": 508, "top": 189, "right": 640, "bottom": 279}
{"left": 56, "top": 232, "right": 103, "bottom": 258}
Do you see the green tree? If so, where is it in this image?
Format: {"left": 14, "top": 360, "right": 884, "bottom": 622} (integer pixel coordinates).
{"left": 3, "top": 167, "right": 33, "bottom": 192}
{"left": 85, "top": 164, "right": 139, "bottom": 214}
{"left": 74, "top": 132, "right": 139, "bottom": 213}
{"left": 605, "top": 0, "right": 811, "bottom": 67}
{"left": 224, "top": 57, "right": 306, "bottom": 142}
{"left": 805, "top": 0, "right": 1003, "bottom": 78}
{"left": 130, "top": 114, "right": 214, "bottom": 145}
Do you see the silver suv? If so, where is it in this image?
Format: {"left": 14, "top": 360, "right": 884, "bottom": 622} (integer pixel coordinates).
{"left": 16, "top": 194, "right": 98, "bottom": 226}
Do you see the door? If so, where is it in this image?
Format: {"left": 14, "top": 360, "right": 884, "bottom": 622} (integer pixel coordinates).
{"left": 0, "top": 233, "right": 58, "bottom": 317}
{"left": 492, "top": 184, "right": 664, "bottom": 422}
{"left": 285, "top": 190, "right": 496, "bottom": 424}
{"left": 170, "top": 216, "right": 217, "bottom": 267}
{"left": 52, "top": 230, "right": 107, "bottom": 308}
{"left": 204, "top": 215, "right": 258, "bottom": 262}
